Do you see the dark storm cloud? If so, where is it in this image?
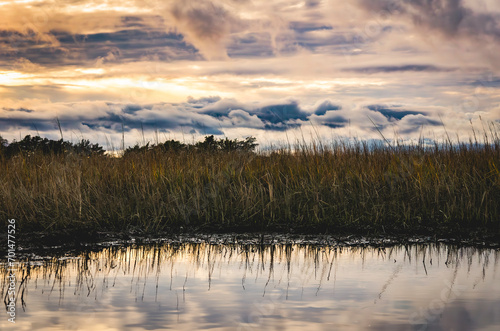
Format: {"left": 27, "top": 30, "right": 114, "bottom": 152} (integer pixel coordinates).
{"left": 121, "top": 104, "right": 153, "bottom": 114}
{"left": 344, "top": 65, "right": 454, "bottom": 74}
{"left": 322, "top": 115, "right": 349, "bottom": 129}
{"left": 367, "top": 105, "right": 426, "bottom": 120}
{"left": 291, "top": 28, "right": 384, "bottom": 53}
{"left": 289, "top": 22, "right": 333, "bottom": 33}
{"left": 173, "top": 100, "right": 310, "bottom": 131}
{"left": 200, "top": 100, "right": 310, "bottom": 129}
{"left": 0, "top": 27, "right": 199, "bottom": 67}
{"left": 187, "top": 96, "right": 221, "bottom": 104}
{"left": 2, "top": 107, "right": 34, "bottom": 113}
{"left": 256, "top": 102, "right": 309, "bottom": 124}
{"left": 234, "top": 34, "right": 260, "bottom": 44}
{"left": 314, "top": 101, "right": 341, "bottom": 116}
{"left": 227, "top": 33, "right": 274, "bottom": 58}
{"left": 0, "top": 116, "right": 72, "bottom": 132}
{"left": 263, "top": 122, "right": 301, "bottom": 131}
{"left": 120, "top": 16, "right": 149, "bottom": 29}
{"left": 52, "top": 29, "right": 199, "bottom": 63}
{"left": 0, "top": 30, "right": 65, "bottom": 67}
{"left": 0, "top": 30, "right": 43, "bottom": 50}
{"left": 311, "top": 104, "right": 348, "bottom": 128}
{"left": 187, "top": 96, "right": 222, "bottom": 109}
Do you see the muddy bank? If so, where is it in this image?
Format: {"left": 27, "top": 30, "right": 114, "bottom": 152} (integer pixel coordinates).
{"left": 2, "top": 229, "right": 500, "bottom": 257}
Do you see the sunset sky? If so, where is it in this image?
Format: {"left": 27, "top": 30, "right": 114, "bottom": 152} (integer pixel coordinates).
{"left": 1, "top": 0, "right": 499, "bottom": 148}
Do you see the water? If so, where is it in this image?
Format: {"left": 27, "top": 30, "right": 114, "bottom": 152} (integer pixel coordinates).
{"left": 1, "top": 239, "right": 499, "bottom": 330}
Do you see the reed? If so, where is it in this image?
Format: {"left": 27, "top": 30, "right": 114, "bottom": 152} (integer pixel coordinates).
{"left": 1, "top": 134, "right": 499, "bottom": 237}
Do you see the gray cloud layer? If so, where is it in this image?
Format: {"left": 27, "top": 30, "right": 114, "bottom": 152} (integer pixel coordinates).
{"left": 0, "top": 98, "right": 443, "bottom": 139}
{"left": 344, "top": 65, "right": 455, "bottom": 74}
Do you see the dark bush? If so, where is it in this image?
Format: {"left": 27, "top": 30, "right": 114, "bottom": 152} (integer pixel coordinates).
{"left": 124, "top": 135, "right": 257, "bottom": 156}
{"left": 0, "top": 135, "right": 105, "bottom": 158}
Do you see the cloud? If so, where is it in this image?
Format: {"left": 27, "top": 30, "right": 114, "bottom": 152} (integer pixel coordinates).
{"left": 200, "top": 99, "right": 310, "bottom": 129}
{"left": 201, "top": 98, "right": 245, "bottom": 117}
{"left": 0, "top": 99, "right": 312, "bottom": 140}
{"left": 356, "top": 0, "right": 498, "bottom": 38}
{"left": 367, "top": 105, "right": 426, "bottom": 121}
{"left": 314, "top": 112, "right": 349, "bottom": 129}
{"left": 310, "top": 105, "right": 389, "bottom": 133}
{"left": 2, "top": 107, "right": 33, "bottom": 113}
{"left": 82, "top": 104, "right": 225, "bottom": 135}
{"left": 187, "top": 96, "right": 221, "bottom": 104}
{"left": 227, "top": 109, "right": 265, "bottom": 128}
{"left": 404, "top": 0, "right": 500, "bottom": 39}
{"left": 227, "top": 32, "right": 274, "bottom": 58}
{"left": 11, "top": 57, "right": 44, "bottom": 72}
{"left": 397, "top": 114, "right": 442, "bottom": 134}
{"left": 356, "top": 0, "right": 500, "bottom": 67}
{"left": 0, "top": 95, "right": 494, "bottom": 147}
{"left": 63, "top": 29, "right": 198, "bottom": 65}
{"left": 122, "top": 104, "right": 150, "bottom": 114}
{"left": 0, "top": 27, "right": 199, "bottom": 68}
{"left": 313, "top": 100, "right": 341, "bottom": 116}
{"left": 255, "top": 102, "right": 309, "bottom": 124}
{"left": 289, "top": 22, "right": 333, "bottom": 33}
{"left": 344, "top": 65, "right": 455, "bottom": 74}
{"left": 0, "top": 117, "right": 55, "bottom": 132}
{"left": 168, "top": 0, "right": 243, "bottom": 60}
{"left": 305, "top": 0, "right": 322, "bottom": 9}
{"left": 470, "top": 77, "right": 500, "bottom": 88}
{"left": 0, "top": 4, "right": 203, "bottom": 68}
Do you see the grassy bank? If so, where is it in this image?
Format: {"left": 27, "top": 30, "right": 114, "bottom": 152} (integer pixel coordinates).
{"left": 1, "top": 136, "right": 500, "bottom": 238}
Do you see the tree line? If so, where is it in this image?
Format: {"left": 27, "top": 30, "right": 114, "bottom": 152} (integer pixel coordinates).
{"left": 0, "top": 134, "right": 257, "bottom": 158}
{"left": 123, "top": 135, "right": 257, "bottom": 156}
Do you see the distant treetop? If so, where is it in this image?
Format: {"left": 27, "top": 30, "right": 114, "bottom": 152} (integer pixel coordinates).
{"left": 0, "top": 135, "right": 105, "bottom": 158}
{"left": 123, "top": 135, "right": 257, "bottom": 156}
{"left": 0, "top": 134, "right": 258, "bottom": 158}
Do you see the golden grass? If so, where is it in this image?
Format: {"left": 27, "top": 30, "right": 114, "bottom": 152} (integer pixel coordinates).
{"left": 1, "top": 138, "right": 499, "bottom": 236}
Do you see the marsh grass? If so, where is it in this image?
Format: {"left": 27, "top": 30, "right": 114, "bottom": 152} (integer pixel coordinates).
{"left": 1, "top": 135, "right": 499, "bottom": 237}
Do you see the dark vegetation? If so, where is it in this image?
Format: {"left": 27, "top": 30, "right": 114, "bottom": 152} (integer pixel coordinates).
{"left": 0, "top": 134, "right": 257, "bottom": 158}
{"left": 0, "top": 132, "right": 499, "bottom": 243}
{"left": 123, "top": 135, "right": 257, "bottom": 155}
{"left": 0, "top": 134, "right": 105, "bottom": 158}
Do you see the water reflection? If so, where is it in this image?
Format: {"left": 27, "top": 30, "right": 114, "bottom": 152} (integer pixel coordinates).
{"left": 1, "top": 242, "right": 500, "bottom": 330}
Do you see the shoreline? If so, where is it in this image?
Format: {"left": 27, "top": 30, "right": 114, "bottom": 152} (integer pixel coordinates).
{"left": 2, "top": 229, "right": 500, "bottom": 257}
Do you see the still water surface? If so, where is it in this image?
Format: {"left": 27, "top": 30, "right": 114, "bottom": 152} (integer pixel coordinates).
{"left": 1, "top": 238, "right": 500, "bottom": 330}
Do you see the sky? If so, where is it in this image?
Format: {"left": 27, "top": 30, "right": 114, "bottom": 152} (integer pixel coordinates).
{"left": 1, "top": 0, "right": 500, "bottom": 149}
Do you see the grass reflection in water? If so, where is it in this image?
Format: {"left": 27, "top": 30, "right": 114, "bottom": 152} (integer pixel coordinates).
{"left": 1, "top": 242, "right": 499, "bottom": 330}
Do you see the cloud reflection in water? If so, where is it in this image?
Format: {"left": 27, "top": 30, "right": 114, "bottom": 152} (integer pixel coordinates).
{"left": 1, "top": 242, "right": 499, "bottom": 330}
